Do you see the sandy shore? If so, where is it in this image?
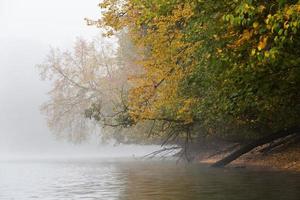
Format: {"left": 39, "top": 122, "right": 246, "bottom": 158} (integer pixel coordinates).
{"left": 198, "top": 144, "right": 300, "bottom": 172}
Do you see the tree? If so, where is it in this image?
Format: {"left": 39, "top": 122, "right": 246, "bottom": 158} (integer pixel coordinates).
{"left": 38, "top": 35, "right": 167, "bottom": 144}
{"left": 40, "top": 0, "right": 300, "bottom": 163}
{"left": 38, "top": 37, "right": 121, "bottom": 142}
{"left": 185, "top": 0, "right": 300, "bottom": 137}
{"left": 83, "top": 0, "right": 300, "bottom": 161}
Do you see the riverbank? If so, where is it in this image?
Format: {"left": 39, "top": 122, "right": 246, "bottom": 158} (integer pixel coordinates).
{"left": 198, "top": 143, "right": 300, "bottom": 172}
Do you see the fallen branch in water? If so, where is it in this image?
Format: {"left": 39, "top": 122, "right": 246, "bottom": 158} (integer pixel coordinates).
{"left": 206, "top": 143, "right": 240, "bottom": 159}
{"left": 211, "top": 126, "right": 300, "bottom": 168}
{"left": 259, "top": 134, "right": 299, "bottom": 154}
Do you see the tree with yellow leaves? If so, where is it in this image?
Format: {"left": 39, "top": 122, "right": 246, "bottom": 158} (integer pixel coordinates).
{"left": 40, "top": 0, "right": 300, "bottom": 163}
{"left": 87, "top": 0, "right": 300, "bottom": 152}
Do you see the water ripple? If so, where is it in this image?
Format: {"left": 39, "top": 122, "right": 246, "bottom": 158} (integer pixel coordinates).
{"left": 0, "top": 160, "right": 299, "bottom": 200}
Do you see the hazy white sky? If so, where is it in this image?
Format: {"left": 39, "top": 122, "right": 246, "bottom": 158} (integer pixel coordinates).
{"left": 0, "top": 0, "right": 158, "bottom": 158}
{"left": 0, "top": 0, "right": 100, "bottom": 46}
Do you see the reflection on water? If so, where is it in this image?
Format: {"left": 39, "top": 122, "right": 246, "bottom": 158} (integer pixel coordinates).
{"left": 0, "top": 159, "right": 299, "bottom": 200}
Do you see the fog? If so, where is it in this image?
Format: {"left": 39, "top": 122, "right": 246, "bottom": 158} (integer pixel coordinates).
{"left": 0, "top": 0, "right": 158, "bottom": 159}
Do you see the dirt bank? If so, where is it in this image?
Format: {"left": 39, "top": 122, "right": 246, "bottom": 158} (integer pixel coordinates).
{"left": 198, "top": 143, "right": 300, "bottom": 172}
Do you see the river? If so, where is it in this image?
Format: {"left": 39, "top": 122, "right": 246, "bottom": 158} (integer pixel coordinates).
{"left": 0, "top": 159, "right": 299, "bottom": 199}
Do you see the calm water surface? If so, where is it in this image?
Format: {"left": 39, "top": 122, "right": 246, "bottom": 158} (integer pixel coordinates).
{"left": 0, "top": 159, "right": 299, "bottom": 200}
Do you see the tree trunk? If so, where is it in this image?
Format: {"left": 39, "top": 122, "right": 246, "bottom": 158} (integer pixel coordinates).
{"left": 211, "top": 126, "right": 300, "bottom": 168}
{"left": 259, "top": 134, "right": 298, "bottom": 154}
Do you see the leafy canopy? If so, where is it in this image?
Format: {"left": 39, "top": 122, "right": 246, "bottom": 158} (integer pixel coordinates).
{"left": 74, "top": 0, "right": 300, "bottom": 142}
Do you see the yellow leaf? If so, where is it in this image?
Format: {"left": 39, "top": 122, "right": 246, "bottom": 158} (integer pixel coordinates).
{"left": 258, "top": 37, "right": 268, "bottom": 51}
{"left": 231, "top": 29, "right": 253, "bottom": 48}
{"left": 284, "top": 21, "right": 289, "bottom": 29}
{"left": 258, "top": 5, "right": 266, "bottom": 13}
{"left": 253, "top": 22, "right": 259, "bottom": 29}
{"left": 286, "top": 8, "right": 293, "bottom": 16}
{"left": 264, "top": 51, "right": 270, "bottom": 58}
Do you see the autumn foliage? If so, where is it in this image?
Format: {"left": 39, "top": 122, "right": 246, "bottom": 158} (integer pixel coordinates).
{"left": 90, "top": 0, "right": 300, "bottom": 138}
{"left": 40, "top": 0, "right": 300, "bottom": 144}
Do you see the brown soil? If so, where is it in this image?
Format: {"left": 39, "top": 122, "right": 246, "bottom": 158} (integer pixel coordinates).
{"left": 198, "top": 143, "right": 300, "bottom": 172}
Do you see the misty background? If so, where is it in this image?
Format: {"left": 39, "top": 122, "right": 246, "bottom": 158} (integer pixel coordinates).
{"left": 0, "top": 0, "right": 157, "bottom": 159}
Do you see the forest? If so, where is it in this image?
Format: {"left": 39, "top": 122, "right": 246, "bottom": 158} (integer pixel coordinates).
{"left": 38, "top": 0, "right": 300, "bottom": 167}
